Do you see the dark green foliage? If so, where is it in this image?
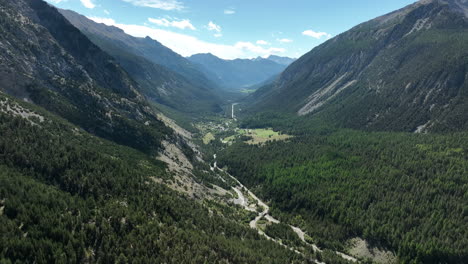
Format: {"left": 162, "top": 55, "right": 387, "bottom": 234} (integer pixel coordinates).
{"left": 218, "top": 116, "right": 468, "bottom": 263}
{"left": 0, "top": 0, "right": 173, "bottom": 154}
{"left": 264, "top": 223, "right": 302, "bottom": 247}
{"left": 0, "top": 97, "right": 307, "bottom": 263}
{"left": 27, "top": 82, "right": 171, "bottom": 155}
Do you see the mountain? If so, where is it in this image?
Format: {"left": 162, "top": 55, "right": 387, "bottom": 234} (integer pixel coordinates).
{"left": 0, "top": 85, "right": 308, "bottom": 264}
{"left": 57, "top": 11, "right": 218, "bottom": 92}
{"left": 0, "top": 1, "right": 312, "bottom": 262}
{"left": 0, "top": 0, "right": 173, "bottom": 154}
{"left": 266, "top": 55, "right": 296, "bottom": 66}
{"left": 188, "top": 53, "right": 291, "bottom": 91}
{"left": 248, "top": 0, "right": 468, "bottom": 132}
{"left": 59, "top": 9, "right": 221, "bottom": 115}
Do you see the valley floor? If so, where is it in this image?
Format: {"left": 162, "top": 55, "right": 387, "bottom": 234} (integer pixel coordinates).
{"left": 194, "top": 110, "right": 467, "bottom": 264}
{"left": 194, "top": 115, "right": 398, "bottom": 264}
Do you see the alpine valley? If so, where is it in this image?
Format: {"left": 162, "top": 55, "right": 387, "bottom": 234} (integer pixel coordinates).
{"left": 0, "top": 0, "right": 466, "bottom": 264}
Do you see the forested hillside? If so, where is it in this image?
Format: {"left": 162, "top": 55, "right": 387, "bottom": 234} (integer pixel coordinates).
{"left": 0, "top": 0, "right": 171, "bottom": 154}
{"left": 0, "top": 1, "right": 317, "bottom": 263}
{"left": 2, "top": 0, "right": 468, "bottom": 263}
{"left": 218, "top": 113, "right": 468, "bottom": 263}
{"left": 0, "top": 92, "right": 307, "bottom": 263}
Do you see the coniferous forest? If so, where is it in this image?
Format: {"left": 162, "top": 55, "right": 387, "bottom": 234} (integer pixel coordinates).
{"left": 218, "top": 113, "right": 468, "bottom": 263}
{"left": 1, "top": 0, "right": 468, "bottom": 263}
{"left": 0, "top": 97, "right": 306, "bottom": 264}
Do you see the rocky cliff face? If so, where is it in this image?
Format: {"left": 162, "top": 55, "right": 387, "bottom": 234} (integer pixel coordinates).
{"left": 249, "top": 0, "right": 468, "bottom": 132}
{"left": 0, "top": 0, "right": 171, "bottom": 153}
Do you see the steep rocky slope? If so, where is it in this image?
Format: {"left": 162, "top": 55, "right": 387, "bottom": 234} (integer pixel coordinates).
{"left": 57, "top": 10, "right": 218, "bottom": 90}
{"left": 0, "top": 0, "right": 172, "bottom": 153}
{"left": 249, "top": 0, "right": 468, "bottom": 132}
{"left": 59, "top": 9, "right": 222, "bottom": 114}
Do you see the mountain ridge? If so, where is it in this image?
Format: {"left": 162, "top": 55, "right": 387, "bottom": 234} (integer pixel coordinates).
{"left": 247, "top": 0, "right": 468, "bottom": 132}
{"left": 60, "top": 9, "right": 222, "bottom": 115}
{"left": 0, "top": 0, "right": 173, "bottom": 153}
{"left": 266, "top": 55, "right": 296, "bottom": 66}
{"left": 58, "top": 9, "right": 220, "bottom": 93}
{"left": 188, "top": 53, "right": 293, "bottom": 91}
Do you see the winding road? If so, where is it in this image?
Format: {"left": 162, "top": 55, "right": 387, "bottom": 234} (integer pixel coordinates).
{"left": 213, "top": 154, "right": 357, "bottom": 263}
{"left": 231, "top": 103, "right": 239, "bottom": 119}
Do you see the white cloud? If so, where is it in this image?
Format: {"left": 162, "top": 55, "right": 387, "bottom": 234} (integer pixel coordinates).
{"left": 104, "top": 9, "right": 110, "bottom": 15}
{"left": 88, "top": 16, "right": 286, "bottom": 59}
{"left": 224, "top": 9, "right": 235, "bottom": 15}
{"left": 302, "top": 30, "right": 332, "bottom": 39}
{"left": 256, "top": 40, "right": 269, "bottom": 45}
{"left": 207, "top": 21, "right": 221, "bottom": 32}
{"left": 148, "top": 18, "right": 196, "bottom": 30}
{"left": 277, "top": 38, "right": 293, "bottom": 43}
{"left": 214, "top": 33, "right": 223, "bottom": 38}
{"left": 122, "top": 0, "right": 184, "bottom": 11}
{"left": 80, "top": 0, "right": 95, "bottom": 9}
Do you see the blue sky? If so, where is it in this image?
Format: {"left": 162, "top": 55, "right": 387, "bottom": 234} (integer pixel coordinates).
{"left": 46, "top": 0, "right": 416, "bottom": 59}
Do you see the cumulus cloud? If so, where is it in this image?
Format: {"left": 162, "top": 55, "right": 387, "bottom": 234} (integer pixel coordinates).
{"left": 207, "top": 21, "right": 222, "bottom": 37}
{"left": 88, "top": 16, "right": 286, "bottom": 59}
{"left": 302, "top": 30, "right": 332, "bottom": 39}
{"left": 80, "top": 0, "right": 95, "bottom": 9}
{"left": 148, "top": 18, "right": 196, "bottom": 30}
{"left": 256, "top": 40, "right": 269, "bottom": 45}
{"left": 224, "top": 9, "right": 235, "bottom": 15}
{"left": 122, "top": 0, "right": 184, "bottom": 11}
{"left": 277, "top": 38, "right": 293, "bottom": 43}
{"left": 207, "top": 21, "right": 221, "bottom": 32}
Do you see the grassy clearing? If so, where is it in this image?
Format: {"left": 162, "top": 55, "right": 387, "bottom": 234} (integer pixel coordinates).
{"left": 242, "top": 128, "right": 293, "bottom": 145}
{"left": 240, "top": 89, "right": 256, "bottom": 94}
{"left": 203, "top": 132, "right": 215, "bottom": 144}
{"left": 223, "top": 128, "right": 292, "bottom": 145}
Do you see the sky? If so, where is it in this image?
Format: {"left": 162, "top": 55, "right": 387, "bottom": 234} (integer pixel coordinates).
{"left": 45, "top": 0, "right": 416, "bottom": 60}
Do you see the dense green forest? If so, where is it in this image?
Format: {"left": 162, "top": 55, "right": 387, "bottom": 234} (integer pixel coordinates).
{"left": 2, "top": 0, "right": 468, "bottom": 263}
{"left": 218, "top": 113, "right": 468, "bottom": 263}
{"left": 0, "top": 97, "right": 308, "bottom": 263}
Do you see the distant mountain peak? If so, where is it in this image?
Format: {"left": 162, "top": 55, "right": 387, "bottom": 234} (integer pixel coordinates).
{"left": 188, "top": 53, "right": 289, "bottom": 90}
{"left": 266, "top": 55, "right": 296, "bottom": 66}
{"left": 191, "top": 53, "right": 218, "bottom": 58}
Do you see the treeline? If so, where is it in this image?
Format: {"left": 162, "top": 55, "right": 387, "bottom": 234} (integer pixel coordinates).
{"left": 0, "top": 102, "right": 307, "bottom": 263}
{"left": 218, "top": 114, "right": 468, "bottom": 263}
